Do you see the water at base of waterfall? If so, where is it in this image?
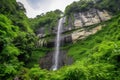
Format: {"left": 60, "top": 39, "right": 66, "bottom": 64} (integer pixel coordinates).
{"left": 52, "top": 66, "right": 57, "bottom": 71}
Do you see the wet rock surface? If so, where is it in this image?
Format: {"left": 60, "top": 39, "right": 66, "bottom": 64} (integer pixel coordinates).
{"left": 39, "top": 50, "right": 73, "bottom": 70}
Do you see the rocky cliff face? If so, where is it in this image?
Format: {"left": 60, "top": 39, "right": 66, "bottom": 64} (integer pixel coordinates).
{"left": 63, "top": 8, "right": 111, "bottom": 42}
{"left": 65, "top": 8, "right": 111, "bottom": 29}
{"left": 71, "top": 25, "right": 102, "bottom": 42}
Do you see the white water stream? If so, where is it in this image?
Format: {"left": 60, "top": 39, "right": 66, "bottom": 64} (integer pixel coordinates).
{"left": 52, "top": 18, "right": 63, "bottom": 71}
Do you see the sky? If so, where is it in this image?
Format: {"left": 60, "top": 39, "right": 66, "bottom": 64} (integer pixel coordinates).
{"left": 16, "top": 0, "right": 79, "bottom": 18}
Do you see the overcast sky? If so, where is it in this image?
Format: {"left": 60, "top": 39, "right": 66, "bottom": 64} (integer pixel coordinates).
{"left": 16, "top": 0, "right": 79, "bottom": 18}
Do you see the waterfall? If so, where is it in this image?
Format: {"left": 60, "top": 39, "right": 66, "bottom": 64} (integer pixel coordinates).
{"left": 52, "top": 18, "right": 63, "bottom": 71}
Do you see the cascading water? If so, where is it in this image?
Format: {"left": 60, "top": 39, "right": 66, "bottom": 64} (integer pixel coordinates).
{"left": 52, "top": 18, "right": 63, "bottom": 71}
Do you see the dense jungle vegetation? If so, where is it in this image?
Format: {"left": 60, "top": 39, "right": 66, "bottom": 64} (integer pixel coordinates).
{"left": 0, "top": 0, "right": 120, "bottom": 80}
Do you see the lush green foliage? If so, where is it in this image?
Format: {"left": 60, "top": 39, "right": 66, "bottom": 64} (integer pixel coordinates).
{"left": 65, "top": 0, "right": 94, "bottom": 15}
{"left": 0, "top": 0, "right": 47, "bottom": 79}
{"left": 65, "top": 0, "right": 120, "bottom": 15}
{"left": 1, "top": 0, "right": 120, "bottom": 80}
{"left": 0, "top": 0, "right": 32, "bottom": 32}
{"left": 94, "top": 0, "right": 120, "bottom": 13}
{"left": 66, "top": 15, "right": 120, "bottom": 80}
{"left": 0, "top": 14, "right": 22, "bottom": 79}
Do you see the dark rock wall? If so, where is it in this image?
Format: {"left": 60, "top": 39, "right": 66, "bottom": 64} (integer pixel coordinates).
{"left": 39, "top": 50, "right": 73, "bottom": 70}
